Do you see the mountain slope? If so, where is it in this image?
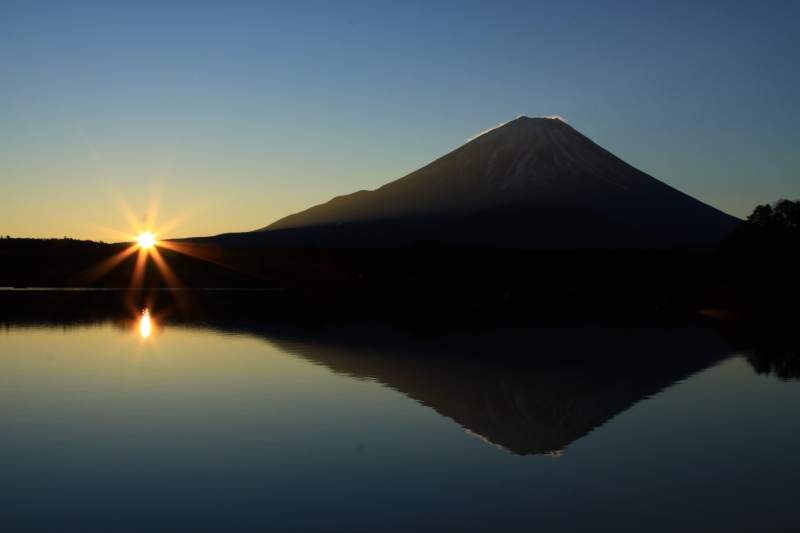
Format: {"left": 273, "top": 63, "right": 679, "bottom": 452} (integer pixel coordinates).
{"left": 429, "top": 199, "right": 680, "bottom": 250}
{"left": 207, "top": 320, "right": 732, "bottom": 455}
{"left": 194, "top": 199, "right": 684, "bottom": 250}
{"left": 255, "top": 117, "right": 740, "bottom": 246}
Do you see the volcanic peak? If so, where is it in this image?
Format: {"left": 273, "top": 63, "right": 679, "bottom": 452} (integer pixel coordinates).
{"left": 387, "top": 114, "right": 636, "bottom": 194}
{"left": 248, "top": 115, "right": 741, "bottom": 246}
{"left": 467, "top": 116, "right": 567, "bottom": 142}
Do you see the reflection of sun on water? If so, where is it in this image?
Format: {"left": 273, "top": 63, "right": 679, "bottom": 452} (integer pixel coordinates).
{"left": 140, "top": 308, "right": 152, "bottom": 339}
{"left": 87, "top": 193, "right": 269, "bottom": 322}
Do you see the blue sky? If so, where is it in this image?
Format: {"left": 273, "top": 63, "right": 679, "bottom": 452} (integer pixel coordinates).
{"left": 1, "top": 0, "right": 798, "bottom": 240}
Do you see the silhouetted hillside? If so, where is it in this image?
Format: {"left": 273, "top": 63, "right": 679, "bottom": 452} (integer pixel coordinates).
{"left": 216, "top": 320, "right": 733, "bottom": 455}
{"left": 205, "top": 117, "right": 740, "bottom": 250}
{"left": 430, "top": 199, "right": 686, "bottom": 250}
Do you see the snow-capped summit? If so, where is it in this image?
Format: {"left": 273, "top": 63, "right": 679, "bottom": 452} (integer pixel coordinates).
{"left": 386, "top": 116, "right": 654, "bottom": 192}
{"left": 254, "top": 116, "right": 739, "bottom": 247}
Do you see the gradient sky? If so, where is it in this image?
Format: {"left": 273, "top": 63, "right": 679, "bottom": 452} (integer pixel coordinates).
{"left": 2, "top": 0, "right": 798, "bottom": 241}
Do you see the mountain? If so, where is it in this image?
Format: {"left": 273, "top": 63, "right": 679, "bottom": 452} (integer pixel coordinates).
{"left": 200, "top": 319, "right": 733, "bottom": 455}
{"left": 428, "top": 199, "right": 678, "bottom": 250}
{"left": 199, "top": 117, "right": 740, "bottom": 249}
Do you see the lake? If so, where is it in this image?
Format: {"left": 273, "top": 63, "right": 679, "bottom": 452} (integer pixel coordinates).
{"left": 1, "top": 291, "right": 799, "bottom": 532}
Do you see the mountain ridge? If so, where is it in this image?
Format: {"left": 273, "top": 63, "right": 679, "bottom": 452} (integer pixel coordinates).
{"left": 200, "top": 117, "right": 741, "bottom": 249}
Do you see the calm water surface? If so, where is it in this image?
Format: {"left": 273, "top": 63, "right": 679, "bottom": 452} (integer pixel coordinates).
{"left": 1, "top": 311, "right": 799, "bottom": 532}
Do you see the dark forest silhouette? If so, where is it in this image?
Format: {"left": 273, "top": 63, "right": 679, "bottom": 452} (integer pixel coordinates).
{"left": 720, "top": 199, "right": 800, "bottom": 257}
{"left": 2, "top": 200, "right": 798, "bottom": 380}
{"left": 717, "top": 199, "right": 799, "bottom": 311}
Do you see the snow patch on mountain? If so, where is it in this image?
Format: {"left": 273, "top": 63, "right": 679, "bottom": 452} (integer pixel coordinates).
{"left": 465, "top": 115, "right": 567, "bottom": 143}
{"left": 466, "top": 119, "right": 514, "bottom": 143}
{"left": 443, "top": 116, "right": 636, "bottom": 191}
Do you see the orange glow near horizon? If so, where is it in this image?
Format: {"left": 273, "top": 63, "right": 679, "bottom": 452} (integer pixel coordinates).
{"left": 79, "top": 192, "right": 282, "bottom": 327}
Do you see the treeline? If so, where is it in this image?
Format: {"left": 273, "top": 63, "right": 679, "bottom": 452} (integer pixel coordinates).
{"left": 0, "top": 239, "right": 728, "bottom": 321}
{"left": 1, "top": 200, "right": 798, "bottom": 320}
{"left": 717, "top": 198, "right": 800, "bottom": 303}
{"left": 1, "top": 265, "right": 797, "bottom": 380}
{"left": 0, "top": 236, "right": 110, "bottom": 248}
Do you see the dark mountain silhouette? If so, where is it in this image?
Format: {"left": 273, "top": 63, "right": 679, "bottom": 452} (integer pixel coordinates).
{"left": 195, "top": 320, "right": 732, "bottom": 455}
{"left": 192, "top": 116, "right": 740, "bottom": 250}
{"left": 428, "top": 199, "right": 680, "bottom": 250}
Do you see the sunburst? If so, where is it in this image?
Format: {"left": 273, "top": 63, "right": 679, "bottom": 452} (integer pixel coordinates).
{"left": 82, "top": 193, "right": 278, "bottom": 340}
{"left": 135, "top": 232, "right": 157, "bottom": 249}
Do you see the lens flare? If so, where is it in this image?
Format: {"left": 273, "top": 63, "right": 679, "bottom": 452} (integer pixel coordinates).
{"left": 81, "top": 190, "right": 284, "bottom": 319}
{"left": 140, "top": 308, "right": 152, "bottom": 339}
{"left": 135, "top": 232, "right": 157, "bottom": 249}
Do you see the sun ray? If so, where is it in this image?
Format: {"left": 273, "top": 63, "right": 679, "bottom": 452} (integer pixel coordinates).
{"left": 88, "top": 187, "right": 295, "bottom": 327}
{"left": 124, "top": 256, "right": 152, "bottom": 318}
{"left": 147, "top": 183, "right": 164, "bottom": 222}
{"left": 157, "top": 240, "right": 303, "bottom": 290}
{"left": 77, "top": 244, "right": 139, "bottom": 285}
{"left": 164, "top": 242, "right": 226, "bottom": 268}
{"left": 157, "top": 241, "right": 264, "bottom": 279}
{"left": 151, "top": 207, "right": 199, "bottom": 237}
{"left": 83, "top": 220, "right": 142, "bottom": 244}
{"left": 148, "top": 246, "right": 197, "bottom": 314}
{"left": 129, "top": 247, "right": 149, "bottom": 290}
{"left": 157, "top": 240, "right": 221, "bottom": 261}
{"left": 118, "top": 199, "right": 146, "bottom": 236}
{"left": 149, "top": 247, "right": 184, "bottom": 289}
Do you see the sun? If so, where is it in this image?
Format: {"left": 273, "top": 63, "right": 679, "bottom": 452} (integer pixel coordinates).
{"left": 135, "top": 232, "right": 157, "bottom": 249}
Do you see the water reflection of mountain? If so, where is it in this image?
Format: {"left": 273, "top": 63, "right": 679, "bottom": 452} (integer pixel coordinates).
{"left": 200, "top": 320, "right": 734, "bottom": 455}
{"left": 0, "top": 290, "right": 739, "bottom": 454}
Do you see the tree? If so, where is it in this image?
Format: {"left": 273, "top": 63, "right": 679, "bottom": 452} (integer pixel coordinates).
{"left": 718, "top": 199, "right": 800, "bottom": 289}
{"left": 746, "top": 199, "right": 800, "bottom": 230}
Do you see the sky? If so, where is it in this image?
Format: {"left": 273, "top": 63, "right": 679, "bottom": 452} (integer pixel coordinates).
{"left": 1, "top": 0, "right": 798, "bottom": 241}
